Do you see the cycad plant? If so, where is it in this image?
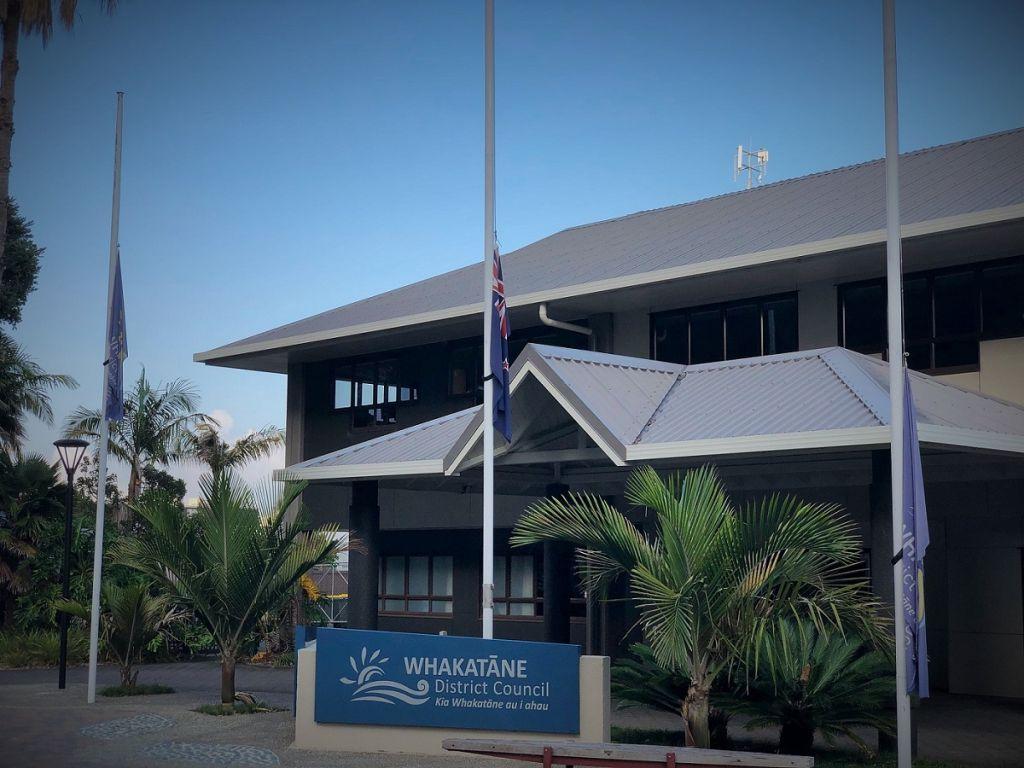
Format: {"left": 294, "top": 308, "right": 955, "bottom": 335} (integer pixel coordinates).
{"left": 113, "top": 473, "right": 346, "bottom": 704}
{"left": 511, "top": 465, "right": 884, "bottom": 749}
{"left": 724, "top": 618, "right": 895, "bottom": 755}
{"left": 55, "top": 580, "right": 179, "bottom": 689}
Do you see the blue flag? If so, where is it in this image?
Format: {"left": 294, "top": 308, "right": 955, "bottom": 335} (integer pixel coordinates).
{"left": 104, "top": 251, "right": 128, "bottom": 422}
{"left": 902, "top": 368, "right": 930, "bottom": 698}
{"left": 490, "top": 246, "right": 511, "bottom": 442}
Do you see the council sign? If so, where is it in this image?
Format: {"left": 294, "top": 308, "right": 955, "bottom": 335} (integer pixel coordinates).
{"left": 314, "top": 627, "right": 581, "bottom": 733}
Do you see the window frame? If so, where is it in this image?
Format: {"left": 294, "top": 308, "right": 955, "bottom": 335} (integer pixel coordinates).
{"left": 649, "top": 291, "right": 799, "bottom": 364}
{"left": 488, "top": 551, "right": 587, "bottom": 622}
{"left": 378, "top": 554, "right": 453, "bottom": 616}
{"left": 836, "top": 255, "right": 1024, "bottom": 375}
{"left": 333, "top": 358, "right": 419, "bottom": 428}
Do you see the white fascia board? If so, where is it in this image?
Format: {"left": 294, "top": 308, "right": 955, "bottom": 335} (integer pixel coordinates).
{"left": 195, "top": 204, "right": 1024, "bottom": 363}
{"left": 273, "top": 459, "right": 445, "bottom": 482}
{"left": 445, "top": 360, "right": 628, "bottom": 472}
{"left": 918, "top": 425, "right": 1024, "bottom": 455}
{"left": 445, "top": 423, "right": 483, "bottom": 476}
{"left": 627, "top": 426, "right": 891, "bottom": 461}
{"left": 516, "top": 362, "right": 627, "bottom": 467}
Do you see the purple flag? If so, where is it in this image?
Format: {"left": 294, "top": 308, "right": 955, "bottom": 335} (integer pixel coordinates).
{"left": 490, "top": 246, "right": 511, "bottom": 442}
{"left": 902, "top": 368, "right": 930, "bottom": 698}
{"left": 104, "top": 251, "right": 127, "bottom": 422}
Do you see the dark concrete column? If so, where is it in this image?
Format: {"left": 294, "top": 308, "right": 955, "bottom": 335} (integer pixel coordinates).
{"left": 543, "top": 482, "right": 572, "bottom": 644}
{"left": 348, "top": 480, "right": 380, "bottom": 630}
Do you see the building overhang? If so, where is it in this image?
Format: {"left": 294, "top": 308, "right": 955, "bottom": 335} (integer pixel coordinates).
{"left": 276, "top": 344, "right": 1024, "bottom": 485}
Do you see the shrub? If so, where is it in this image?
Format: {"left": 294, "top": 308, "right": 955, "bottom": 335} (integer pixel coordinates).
{"left": 194, "top": 699, "right": 283, "bottom": 715}
{"left": 0, "top": 628, "right": 88, "bottom": 668}
{"left": 100, "top": 683, "right": 174, "bottom": 697}
{"left": 723, "top": 618, "right": 895, "bottom": 756}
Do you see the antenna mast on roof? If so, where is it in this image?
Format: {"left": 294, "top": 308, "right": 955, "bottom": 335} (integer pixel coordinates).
{"left": 734, "top": 145, "right": 769, "bottom": 189}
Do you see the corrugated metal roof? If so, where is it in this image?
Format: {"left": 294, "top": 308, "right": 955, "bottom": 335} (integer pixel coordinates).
{"left": 283, "top": 344, "right": 1024, "bottom": 481}
{"left": 282, "top": 407, "right": 478, "bottom": 478}
{"left": 200, "top": 128, "right": 1024, "bottom": 363}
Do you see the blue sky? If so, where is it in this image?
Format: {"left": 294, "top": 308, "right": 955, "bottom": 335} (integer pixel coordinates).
{"left": 10, "top": 0, "right": 1024, "bottom": 493}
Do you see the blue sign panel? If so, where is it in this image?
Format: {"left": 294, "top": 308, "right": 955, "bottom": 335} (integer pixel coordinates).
{"left": 314, "top": 628, "right": 580, "bottom": 733}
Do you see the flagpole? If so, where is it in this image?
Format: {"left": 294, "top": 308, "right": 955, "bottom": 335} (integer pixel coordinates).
{"left": 87, "top": 91, "right": 124, "bottom": 704}
{"left": 882, "top": 2, "right": 911, "bottom": 765}
{"left": 481, "top": 0, "right": 496, "bottom": 640}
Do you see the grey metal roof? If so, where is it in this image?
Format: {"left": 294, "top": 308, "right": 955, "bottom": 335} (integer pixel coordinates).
{"left": 280, "top": 407, "right": 478, "bottom": 480}
{"left": 198, "top": 128, "right": 1024, "bottom": 365}
{"left": 283, "top": 344, "right": 1024, "bottom": 481}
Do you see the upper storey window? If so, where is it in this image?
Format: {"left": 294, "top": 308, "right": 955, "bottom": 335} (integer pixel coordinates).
{"left": 651, "top": 293, "right": 798, "bottom": 365}
{"left": 838, "top": 256, "right": 1024, "bottom": 373}
{"left": 334, "top": 359, "right": 418, "bottom": 428}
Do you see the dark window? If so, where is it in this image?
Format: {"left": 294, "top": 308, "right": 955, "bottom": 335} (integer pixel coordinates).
{"left": 651, "top": 293, "right": 798, "bottom": 364}
{"left": 838, "top": 256, "right": 1023, "bottom": 373}
{"left": 448, "top": 324, "right": 590, "bottom": 403}
{"left": 378, "top": 555, "right": 453, "bottom": 614}
{"left": 494, "top": 554, "right": 540, "bottom": 617}
{"left": 449, "top": 345, "right": 482, "bottom": 397}
{"left": 982, "top": 261, "right": 1024, "bottom": 339}
{"left": 763, "top": 297, "right": 798, "bottom": 355}
{"left": 489, "top": 552, "right": 587, "bottom": 620}
{"left": 334, "top": 359, "right": 417, "bottom": 427}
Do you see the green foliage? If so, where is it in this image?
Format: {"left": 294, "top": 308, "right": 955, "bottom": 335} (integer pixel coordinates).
{"left": 113, "top": 472, "right": 346, "bottom": 702}
{"left": 100, "top": 683, "right": 174, "bottom": 697}
{"left": 0, "top": 453, "right": 64, "bottom": 626}
{"left": 194, "top": 699, "right": 284, "bottom": 715}
{"left": 55, "top": 580, "right": 180, "bottom": 688}
{"left": 141, "top": 465, "right": 186, "bottom": 502}
{"left": 64, "top": 371, "right": 212, "bottom": 500}
{"left": 722, "top": 618, "right": 895, "bottom": 756}
{"left": 0, "top": 333, "right": 76, "bottom": 455}
{"left": 0, "top": 200, "right": 43, "bottom": 326}
{"left": 512, "top": 465, "right": 886, "bottom": 748}
{"left": 187, "top": 422, "right": 284, "bottom": 479}
{"left": 0, "top": 628, "right": 88, "bottom": 667}
{"left": 611, "top": 643, "right": 731, "bottom": 748}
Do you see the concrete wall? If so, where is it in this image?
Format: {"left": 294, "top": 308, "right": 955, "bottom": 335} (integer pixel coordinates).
{"left": 294, "top": 645, "right": 610, "bottom": 755}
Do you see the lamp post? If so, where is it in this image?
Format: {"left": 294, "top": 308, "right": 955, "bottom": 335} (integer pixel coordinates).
{"left": 53, "top": 438, "right": 88, "bottom": 690}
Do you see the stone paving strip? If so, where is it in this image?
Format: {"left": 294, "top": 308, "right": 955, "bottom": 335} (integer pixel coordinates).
{"left": 144, "top": 741, "right": 280, "bottom": 766}
{"left": 80, "top": 713, "right": 175, "bottom": 740}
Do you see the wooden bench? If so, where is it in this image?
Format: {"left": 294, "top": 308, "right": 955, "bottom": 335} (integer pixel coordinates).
{"left": 443, "top": 738, "right": 814, "bottom": 768}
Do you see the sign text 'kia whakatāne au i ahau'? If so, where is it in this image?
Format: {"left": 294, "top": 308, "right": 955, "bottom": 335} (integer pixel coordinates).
{"left": 313, "top": 628, "right": 580, "bottom": 733}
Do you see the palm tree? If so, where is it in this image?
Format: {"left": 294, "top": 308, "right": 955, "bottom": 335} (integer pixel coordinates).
{"left": 511, "top": 465, "right": 885, "bottom": 749}
{"left": 0, "top": 1, "right": 116, "bottom": 287}
{"left": 189, "top": 422, "right": 284, "bottom": 480}
{"left": 56, "top": 580, "right": 180, "bottom": 689}
{"left": 63, "top": 371, "right": 212, "bottom": 501}
{"left": 724, "top": 618, "right": 895, "bottom": 755}
{"left": 113, "top": 472, "right": 347, "bottom": 704}
{"left": 0, "top": 332, "right": 75, "bottom": 454}
{"left": 0, "top": 452, "right": 62, "bottom": 625}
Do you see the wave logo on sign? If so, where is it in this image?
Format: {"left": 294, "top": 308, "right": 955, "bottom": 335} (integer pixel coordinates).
{"left": 339, "top": 646, "right": 429, "bottom": 706}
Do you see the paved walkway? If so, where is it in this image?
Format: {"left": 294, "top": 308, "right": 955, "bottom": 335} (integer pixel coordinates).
{"left": 1, "top": 661, "right": 1022, "bottom": 766}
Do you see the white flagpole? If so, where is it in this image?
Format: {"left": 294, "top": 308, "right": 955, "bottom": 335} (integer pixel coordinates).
{"left": 481, "top": 0, "right": 495, "bottom": 640}
{"left": 882, "top": 2, "right": 911, "bottom": 765}
{"left": 87, "top": 91, "right": 124, "bottom": 704}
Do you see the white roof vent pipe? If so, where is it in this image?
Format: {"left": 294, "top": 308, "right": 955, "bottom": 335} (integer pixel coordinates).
{"left": 538, "top": 303, "right": 592, "bottom": 337}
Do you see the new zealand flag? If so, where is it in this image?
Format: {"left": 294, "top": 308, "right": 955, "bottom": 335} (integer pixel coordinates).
{"left": 490, "top": 247, "right": 511, "bottom": 442}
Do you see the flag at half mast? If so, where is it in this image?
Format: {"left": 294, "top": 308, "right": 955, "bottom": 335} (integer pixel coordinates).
{"left": 490, "top": 246, "right": 511, "bottom": 442}
{"left": 104, "top": 250, "right": 128, "bottom": 422}
{"left": 902, "top": 367, "right": 930, "bottom": 698}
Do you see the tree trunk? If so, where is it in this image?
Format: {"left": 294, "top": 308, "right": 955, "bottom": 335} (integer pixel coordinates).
{"left": 220, "top": 653, "right": 236, "bottom": 704}
{"left": 128, "top": 463, "right": 141, "bottom": 501}
{"left": 681, "top": 679, "right": 712, "bottom": 749}
{"left": 0, "top": 0, "right": 21, "bottom": 291}
{"left": 779, "top": 722, "right": 815, "bottom": 755}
